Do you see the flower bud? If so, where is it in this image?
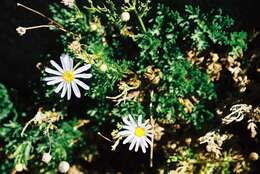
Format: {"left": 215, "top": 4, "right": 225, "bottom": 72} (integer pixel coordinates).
{"left": 100, "top": 63, "right": 108, "bottom": 72}
{"left": 15, "top": 163, "right": 24, "bottom": 172}
{"left": 61, "top": 0, "right": 74, "bottom": 8}
{"left": 90, "top": 22, "right": 98, "bottom": 31}
{"left": 58, "top": 161, "right": 70, "bottom": 173}
{"left": 42, "top": 152, "right": 52, "bottom": 164}
{"left": 16, "top": 27, "right": 26, "bottom": 36}
{"left": 121, "top": 11, "right": 130, "bottom": 22}
{"left": 185, "top": 137, "right": 192, "bottom": 145}
{"left": 249, "top": 152, "right": 259, "bottom": 161}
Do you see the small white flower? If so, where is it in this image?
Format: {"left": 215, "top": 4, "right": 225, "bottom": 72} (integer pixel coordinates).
{"left": 61, "top": 0, "right": 74, "bottom": 8}
{"left": 118, "top": 115, "right": 153, "bottom": 153}
{"left": 15, "top": 163, "right": 26, "bottom": 172}
{"left": 16, "top": 26, "right": 26, "bottom": 36}
{"left": 42, "top": 152, "right": 52, "bottom": 163}
{"left": 44, "top": 54, "right": 92, "bottom": 100}
{"left": 121, "top": 11, "right": 130, "bottom": 22}
{"left": 58, "top": 161, "right": 70, "bottom": 173}
{"left": 100, "top": 63, "right": 108, "bottom": 72}
{"left": 90, "top": 22, "right": 98, "bottom": 31}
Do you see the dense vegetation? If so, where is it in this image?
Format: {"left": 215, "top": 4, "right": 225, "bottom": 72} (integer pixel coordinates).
{"left": 0, "top": 0, "right": 259, "bottom": 173}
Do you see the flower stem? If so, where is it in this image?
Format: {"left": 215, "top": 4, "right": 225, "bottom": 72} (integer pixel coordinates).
{"left": 73, "top": 60, "right": 84, "bottom": 70}
{"left": 98, "top": 132, "right": 113, "bottom": 142}
{"left": 46, "top": 125, "right": 52, "bottom": 153}
{"left": 17, "top": 3, "right": 64, "bottom": 30}
{"left": 25, "top": 25, "right": 54, "bottom": 30}
{"left": 21, "top": 119, "right": 34, "bottom": 137}
{"left": 134, "top": 9, "right": 147, "bottom": 33}
{"left": 17, "top": 3, "right": 77, "bottom": 36}
{"left": 149, "top": 90, "right": 154, "bottom": 168}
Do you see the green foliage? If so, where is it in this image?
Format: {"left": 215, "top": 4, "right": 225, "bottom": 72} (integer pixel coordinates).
{"left": 136, "top": 5, "right": 218, "bottom": 127}
{"left": 89, "top": 59, "right": 131, "bottom": 100}
{"left": 45, "top": 2, "right": 248, "bottom": 129}
{"left": 228, "top": 31, "right": 247, "bottom": 57}
{"left": 13, "top": 141, "right": 32, "bottom": 169}
{"left": 149, "top": 4, "right": 247, "bottom": 55}
{"left": 49, "top": 4, "right": 89, "bottom": 33}
{"left": 0, "top": 83, "right": 14, "bottom": 121}
{"left": 1, "top": 0, "right": 251, "bottom": 173}
{"left": 112, "top": 100, "right": 146, "bottom": 119}
{"left": 0, "top": 113, "right": 82, "bottom": 173}
{"left": 185, "top": 5, "right": 235, "bottom": 48}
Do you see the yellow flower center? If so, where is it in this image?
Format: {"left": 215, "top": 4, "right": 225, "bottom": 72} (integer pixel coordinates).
{"left": 63, "top": 71, "right": 74, "bottom": 83}
{"left": 134, "top": 127, "right": 145, "bottom": 137}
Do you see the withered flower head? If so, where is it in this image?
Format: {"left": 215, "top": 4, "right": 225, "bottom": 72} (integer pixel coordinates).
{"left": 144, "top": 65, "right": 162, "bottom": 85}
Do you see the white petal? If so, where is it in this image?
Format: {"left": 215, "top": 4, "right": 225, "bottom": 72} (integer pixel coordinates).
{"left": 129, "top": 137, "right": 137, "bottom": 151}
{"left": 122, "top": 117, "right": 132, "bottom": 126}
{"left": 60, "top": 54, "right": 71, "bottom": 70}
{"left": 45, "top": 68, "right": 62, "bottom": 75}
{"left": 50, "top": 60, "right": 64, "bottom": 72}
{"left": 123, "top": 135, "right": 134, "bottom": 144}
{"left": 146, "top": 132, "right": 153, "bottom": 138}
{"left": 118, "top": 130, "right": 131, "bottom": 137}
{"left": 74, "top": 73, "right": 92, "bottom": 79}
{"left": 74, "top": 79, "right": 90, "bottom": 90}
{"left": 54, "top": 82, "right": 64, "bottom": 93}
{"left": 67, "top": 83, "right": 72, "bottom": 100}
{"left": 128, "top": 115, "right": 137, "bottom": 126}
{"left": 144, "top": 137, "right": 152, "bottom": 145}
{"left": 146, "top": 129, "right": 153, "bottom": 134}
{"left": 61, "top": 83, "right": 67, "bottom": 98}
{"left": 134, "top": 139, "right": 140, "bottom": 152}
{"left": 145, "top": 124, "right": 152, "bottom": 130}
{"left": 47, "top": 79, "right": 63, "bottom": 85}
{"left": 141, "top": 137, "right": 148, "bottom": 148}
{"left": 140, "top": 139, "right": 146, "bottom": 153}
{"left": 122, "top": 125, "right": 134, "bottom": 131}
{"left": 44, "top": 76, "right": 61, "bottom": 81}
{"left": 138, "top": 115, "right": 142, "bottom": 126}
{"left": 71, "top": 81, "right": 81, "bottom": 98}
{"left": 143, "top": 119, "right": 150, "bottom": 126}
{"left": 60, "top": 54, "right": 66, "bottom": 70}
{"left": 74, "top": 64, "right": 91, "bottom": 74}
{"left": 69, "top": 57, "right": 73, "bottom": 70}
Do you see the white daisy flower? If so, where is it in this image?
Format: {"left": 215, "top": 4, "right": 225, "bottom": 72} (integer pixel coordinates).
{"left": 44, "top": 54, "right": 92, "bottom": 100}
{"left": 118, "top": 115, "right": 153, "bottom": 153}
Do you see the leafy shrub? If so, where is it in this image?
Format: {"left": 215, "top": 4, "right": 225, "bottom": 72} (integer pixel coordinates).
{"left": 0, "top": 83, "right": 14, "bottom": 121}
{"left": 1, "top": 0, "right": 252, "bottom": 173}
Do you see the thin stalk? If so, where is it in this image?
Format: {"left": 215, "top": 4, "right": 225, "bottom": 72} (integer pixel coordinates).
{"left": 46, "top": 125, "right": 52, "bottom": 153}
{"left": 98, "top": 132, "right": 113, "bottom": 142}
{"left": 17, "top": 3, "right": 77, "bottom": 36}
{"left": 21, "top": 119, "right": 34, "bottom": 137}
{"left": 17, "top": 3, "right": 64, "bottom": 30}
{"left": 134, "top": 9, "right": 147, "bottom": 32}
{"left": 73, "top": 60, "right": 84, "bottom": 70}
{"left": 149, "top": 90, "right": 154, "bottom": 167}
{"left": 25, "top": 25, "right": 54, "bottom": 30}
